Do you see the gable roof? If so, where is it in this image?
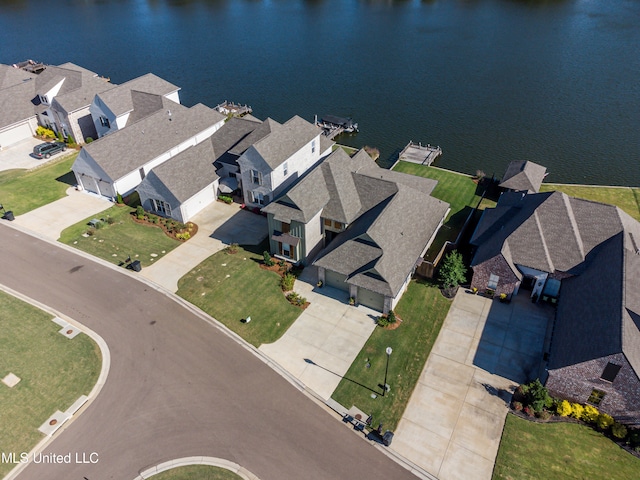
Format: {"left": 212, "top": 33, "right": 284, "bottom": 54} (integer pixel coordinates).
{"left": 210, "top": 116, "right": 263, "bottom": 164}
{"left": 78, "top": 100, "right": 225, "bottom": 181}
{"left": 0, "top": 80, "right": 37, "bottom": 128}
{"left": 499, "top": 160, "right": 547, "bottom": 193}
{"left": 94, "top": 73, "right": 180, "bottom": 118}
{"left": 139, "top": 140, "right": 219, "bottom": 204}
{"left": 229, "top": 117, "right": 279, "bottom": 156}
{"left": 0, "top": 64, "right": 35, "bottom": 90}
{"left": 246, "top": 115, "right": 319, "bottom": 169}
{"left": 52, "top": 73, "right": 113, "bottom": 113}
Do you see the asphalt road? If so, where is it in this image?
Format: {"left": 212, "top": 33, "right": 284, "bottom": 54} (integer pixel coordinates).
{"left": 0, "top": 224, "right": 418, "bottom": 480}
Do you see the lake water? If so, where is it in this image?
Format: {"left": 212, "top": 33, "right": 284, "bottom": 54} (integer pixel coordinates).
{"left": 1, "top": 0, "right": 638, "bottom": 186}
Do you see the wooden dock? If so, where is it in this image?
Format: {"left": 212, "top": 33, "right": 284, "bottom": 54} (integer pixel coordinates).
{"left": 397, "top": 141, "right": 442, "bottom": 166}
{"left": 215, "top": 101, "right": 252, "bottom": 117}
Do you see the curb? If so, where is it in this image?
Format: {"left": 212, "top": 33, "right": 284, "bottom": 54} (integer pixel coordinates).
{"left": 133, "top": 456, "right": 259, "bottom": 480}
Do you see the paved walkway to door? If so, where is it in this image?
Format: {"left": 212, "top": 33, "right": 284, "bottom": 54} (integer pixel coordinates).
{"left": 392, "top": 290, "right": 554, "bottom": 480}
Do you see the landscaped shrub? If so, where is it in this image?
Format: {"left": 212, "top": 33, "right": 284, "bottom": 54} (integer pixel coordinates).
{"left": 628, "top": 429, "right": 640, "bottom": 446}
{"left": 218, "top": 195, "right": 233, "bottom": 204}
{"left": 570, "top": 403, "right": 584, "bottom": 420}
{"left": 176, "top": 232, "right": 191, "bottom": 241}
{"left": 377, "top": 316, "right": 390, "bottom": 327}
{"left": 582, "top": 404, "right": 600, "bottom": 424}
{"left": 94, "top": 220, "right": 104, "bottom": 229}
{"left": 36, "top": 126, "right": 56, "bottom": 139}
{"left": 612, "top": 422, "right": 628, "bottom": 439}
{"left": 85, "top": 136, "right": 94, "bottom": 143}
{"left": 286, "top": 292, "right": 306, "bottom": 306}
{"left": 263, "top": 251, "right": 275, "bottom": 266}
{"left": 66, "top": 135, "right": 76, "bottom": 147}
{"left": 438, "top": 250, "right": 467, "bottom": 290}
{"left": 512, "top": 401, "right": 523, "bottom": 412}
{"left": 136, "top": 205, "right": 145, "bottom": 220}
{"left": 57, "top": 130, "right": 64, "bottom": 142}
{"left": 116, "top": 192, "right": 124, "bottom": 204}
{"left": 596, "top": 413, "right": 614, "bottom": 431}
{"left": 523, "top": 406, "right": 534, "bottom": 417}
{"left": 225, "top": 243, "right": 239, "bottom": 254}
{"left": 523, "top": 379, "right": 553, "bottom": 413}
{"left": 86, "top": 227, "right": 96, "bottom": 236}
{"left": 281, "top": 273, "right": 296, "bottom": 292}
{"left": 537, "top": 410, "right": 552, "bottom": 421}
{"left": 106, "top": 216, "right": 115, "bottom": 225}
{"left": 556, "top": 399, "right": 573, "bottom": 417}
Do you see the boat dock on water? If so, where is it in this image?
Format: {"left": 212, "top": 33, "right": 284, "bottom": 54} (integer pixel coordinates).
{"left": 396, "top": 141, "right": 442, "bottom": 167}
{"left": 215, "top": 101, "right": 253, "bottom": 117}
{"left": 315, "top": 115, "right": 358, "bottom": 139}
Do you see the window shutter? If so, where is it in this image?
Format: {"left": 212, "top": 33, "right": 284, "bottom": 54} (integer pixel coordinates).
{"left": 258, "top": 171, "right": 263, "bottom": 186}
{"left": 248, "top": 191, "right": 255, "bottom": 203}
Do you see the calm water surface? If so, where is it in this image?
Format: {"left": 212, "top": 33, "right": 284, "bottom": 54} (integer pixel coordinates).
{"left": 1, "top": 0, "right": 638, "bottom": 185}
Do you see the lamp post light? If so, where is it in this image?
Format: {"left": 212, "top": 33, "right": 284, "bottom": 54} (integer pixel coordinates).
{"left": 382, "top": 347, "right": 392, "bottom": 396}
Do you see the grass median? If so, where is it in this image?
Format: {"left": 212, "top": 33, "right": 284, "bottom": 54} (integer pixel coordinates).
{"left": 150, "top": 465, "right": 242, "bottom": 480}
{"left": 177, "top": 243, "right": 303, "bottom": 347}
{"left": 59, "top": 204, "right": 181, "bottom": 267}
{"left": 0, "top": 290, "right": 101, "bottom": 478}
{"left": 0, "top": 153, "right": 77, "bottom": 216}
{"left": 331, "top": 279, "right": 451, "bottom": 431}
{"left": 493, "top": 413, "right": 640, "bottom": 480}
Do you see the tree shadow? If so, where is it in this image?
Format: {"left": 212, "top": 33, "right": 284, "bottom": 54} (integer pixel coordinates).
{"left": 481, "top": 383, "right": 512, "bottom": 407}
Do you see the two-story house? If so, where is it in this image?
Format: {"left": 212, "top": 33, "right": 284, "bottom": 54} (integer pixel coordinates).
{"left": 71, "top": 100, "right": 225, "bottom": 199}
{"left": 237, "top": 115, "right": 333, "bottom": 208}
{"left": 262, "top": 148, "right": 449, "bottom": 313}
{"left": 0, "top": 64, "right": 38, "bottom": 147}
{"left": 89, "top": 73, "right": 181, "bottom": 138}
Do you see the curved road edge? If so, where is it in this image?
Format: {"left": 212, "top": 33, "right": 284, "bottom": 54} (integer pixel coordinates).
{"left": 0, "top": 283, "right": 111, "bottom": 480}
{"left": 133, "top": 456, "right": 260, "bottom": 480}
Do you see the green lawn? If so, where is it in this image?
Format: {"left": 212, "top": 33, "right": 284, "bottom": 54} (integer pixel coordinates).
{"left": 58, "top": 204, "right": 181, "bottom": 267}
{"left": 150, "top": 465, "right": 242, "bottom": 480}
{"left": 392, "top": 162, "right": 495, "bottom": 261}
{"left": 177, "top": 244, "right": 304, "bottom": 347}
{"left": 0, "top": 153, "right": 77, "bottom": 215}
{"left": 333, "top": 143, "right": 359, "bottom": 156}
{"left": 0, "top": 290, "right": 101, "bottom": 478}
{"left": 493, "top": 414, "right": 640, "bottom": 480}
{"left": 331, "top": 279, "right": 451, "bottom": 431}
{"left": 540, "top": 184, "right": 640, "bottom": 221}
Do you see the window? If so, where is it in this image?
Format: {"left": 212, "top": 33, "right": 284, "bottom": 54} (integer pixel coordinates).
{"left": 282, "top": 222, "right": 290, "bottom": 234}
{"left": 601, "top": 362, "right": 622, "bottom": 382}
{"left": 334, "top": 221, "right": 343, "bottom": 229}
{"left": 39, "top": 94, "right": 49, "bottom": 104}
{"left": 282, "top": 243, "right": 291, "bottom": 258}
{"left": 488, "top": 274, "right": 500, "bottom": 290}
{"left": 251, "top": 169, "right": 262, "bottom": 185}
{"left": 283, "top": 161, "right": 288, "bottom": 176}
{"left": 99, "top": 116, "right": 110, "bottom": 128}
{"left": 587, "top": 389, "right": 606, "bottom": 406}
{"left": 324, "top": 218, "right": 332, "bottom": 226}
{"left": 151, "top": 199, "right": 171, "bottom": 217}
{"left": 311, "top": 139, "right": 316, "bottom": 153}
{"left": 252, "top": 192, "right": 265, "bottom": 206}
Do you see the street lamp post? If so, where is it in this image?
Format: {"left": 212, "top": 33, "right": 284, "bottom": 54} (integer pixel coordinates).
{"left": 382, "top": 347, "right": 392, "bottom": 396}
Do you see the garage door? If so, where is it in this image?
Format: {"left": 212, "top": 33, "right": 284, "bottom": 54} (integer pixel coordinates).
{"left": 0, "top": 123, "right": 33, "bottom": 148}
{"left": 358, "top": 287, "right": 385, "bottom": 312}
{"left": 325, "top": 270, "right": 348, "bottom": 291}
{"left": 80, "top": 175, "right": 100, "bottom": 194}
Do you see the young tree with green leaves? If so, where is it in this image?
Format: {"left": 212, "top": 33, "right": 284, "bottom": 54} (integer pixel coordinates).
{"left": 438, "top": 250, "right": 467, "bottom": 289}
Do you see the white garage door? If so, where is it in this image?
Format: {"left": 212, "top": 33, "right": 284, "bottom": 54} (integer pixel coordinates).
{"left": 358, "top": 287, "right": 385, "bottom": 312}
{"left": 0, "top": 123, "right": 33, "bottom": 148}
{"left": 80, "top": 175, "right": 100, "bottom": 194}
{"left": 325, "top": 270, "right": 348, "bottom": 291}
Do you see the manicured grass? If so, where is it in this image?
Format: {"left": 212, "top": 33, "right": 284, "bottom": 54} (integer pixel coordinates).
{"left": 150, "top": 465, "right": 242, "bottom": 480}
{"left": 331, "top": 279, "right": 451, "bottom": 431}
{"left": 493, "top": 413, "right": 640, "bottom": 480}
{"left": 0, "top": 153, "right": 77, "bottom": 215}
{"left": 0, "top": 290, "right": 101, "bottom": 478}
{"left": 177, "top": 244, "right": 303, "bottom": 347}
{"left": 333, "top": 143, "right": 359, "bottom": 156}
{"left": 540, "top": 184, "right": 640, "bottom": 221}
{"left": 58, "top": 204, "right": 181, "bottom": 267}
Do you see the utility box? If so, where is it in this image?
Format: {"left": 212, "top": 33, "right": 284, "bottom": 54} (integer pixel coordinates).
{"left": 130, "top": 260, "right": 142, "bottom": 272}
{"left": 382, "top": 431, "right": 394, "bottom": 446}
{"left": 3, "top": 211, "right": 14, "bottom": 221}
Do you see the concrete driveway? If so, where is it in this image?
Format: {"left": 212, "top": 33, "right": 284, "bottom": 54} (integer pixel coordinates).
{"left": 392, "top": 290, "right": 554, "bottom": 480}
{"left": 12, "top": 188, "right": 111, "bottom": 240}
{"left": 259, "top": 266, "right": 379, "bottom": 400}
{"left": 0, "top": 137, "right": 73, "bottom": 171}
{"left": 140, "top": 203, "right": 267, "bottom": 292}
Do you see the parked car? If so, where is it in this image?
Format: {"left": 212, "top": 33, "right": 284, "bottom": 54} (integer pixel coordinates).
{"left": 33, "top": 142, "right": 66, "bottom": 159}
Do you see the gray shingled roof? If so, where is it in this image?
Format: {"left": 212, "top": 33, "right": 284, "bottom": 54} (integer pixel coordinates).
{"left": 139, "top": 140, "right": 219, "bottom": 203}
{"left": 230, "top": 117, "right": 280, "bottom": 157}
{"left": 249, "top": 115, "right": 319, "bottom": 169}
{"left": 80, "top": 100, "right": 225, "bottom": 181}
{"left": 0, "top": 81, "right": 37, "bottom": 128}
{"left": 94, "top": 73, "right": 180, "bottom": 117}
{"left": 0, "top": 64, "right": 35, "bottom": 90}
{"left": 52, "top": 74, "right": 113, "bottom": 113}
{"left": 210, "top": 117, "right": 263, "bottom": 161}
{"left": 499, "top": 160, "right": 547, "bottom": 193}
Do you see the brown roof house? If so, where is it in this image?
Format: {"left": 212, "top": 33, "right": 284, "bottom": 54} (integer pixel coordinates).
{"left": 262, "top": 148, "right": 449, "bottom": 313}
{"left": 470, "top": 188, "right": 640, "bottom": 424}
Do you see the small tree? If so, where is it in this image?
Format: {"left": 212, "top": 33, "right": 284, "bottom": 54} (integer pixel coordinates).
{"left": 523, "top": 379, "right": 552, "bottom": 413}
{"left": 263, "top": 251, "right": 275, "bottom": 267}
{"left": 438, "top": 250, "right": 467, "bottom": 290}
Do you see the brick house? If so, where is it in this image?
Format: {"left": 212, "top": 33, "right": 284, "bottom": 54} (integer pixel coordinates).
{"left": 469, "top": 189, "right": 640, "bottom": 424}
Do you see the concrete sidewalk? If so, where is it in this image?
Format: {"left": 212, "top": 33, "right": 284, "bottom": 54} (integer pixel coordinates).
{"left": 140, "top": 204, "right": 267, "bottom": 292}
{"left": 259, "top": 266, "right": 379, "bottom": 400}
{"left": 13, "top": 188, "right": 111, "bottom": 240}
{"left": 392, "top": 290, "right": 554, "bottom": 480}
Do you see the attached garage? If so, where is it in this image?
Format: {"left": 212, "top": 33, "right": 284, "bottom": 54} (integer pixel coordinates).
{"left": 0, "top": 122, "right": 34, "bottom": 148}
{"left": 325, "top": 270, "right": 348, "bottom": 291}
{"left": 357, "top": 287, "right": 385, "bottom": 312}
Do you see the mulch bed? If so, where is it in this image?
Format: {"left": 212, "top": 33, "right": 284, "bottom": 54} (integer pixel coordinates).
{"left": 129, "top": 212, "right": 198, "bottom": 241}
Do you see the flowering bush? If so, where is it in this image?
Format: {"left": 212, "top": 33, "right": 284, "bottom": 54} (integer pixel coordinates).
{"left": 582, "top": 404, "right": 600, "bottom": 424}
{"left": 596, "top": 413, "right": 614, "bottom": 431}
{"left": 570, "top": 403, "right": 584, "bottom": 420}
{"left": 556, "top": 400, "right": 572, "bottom": 417}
